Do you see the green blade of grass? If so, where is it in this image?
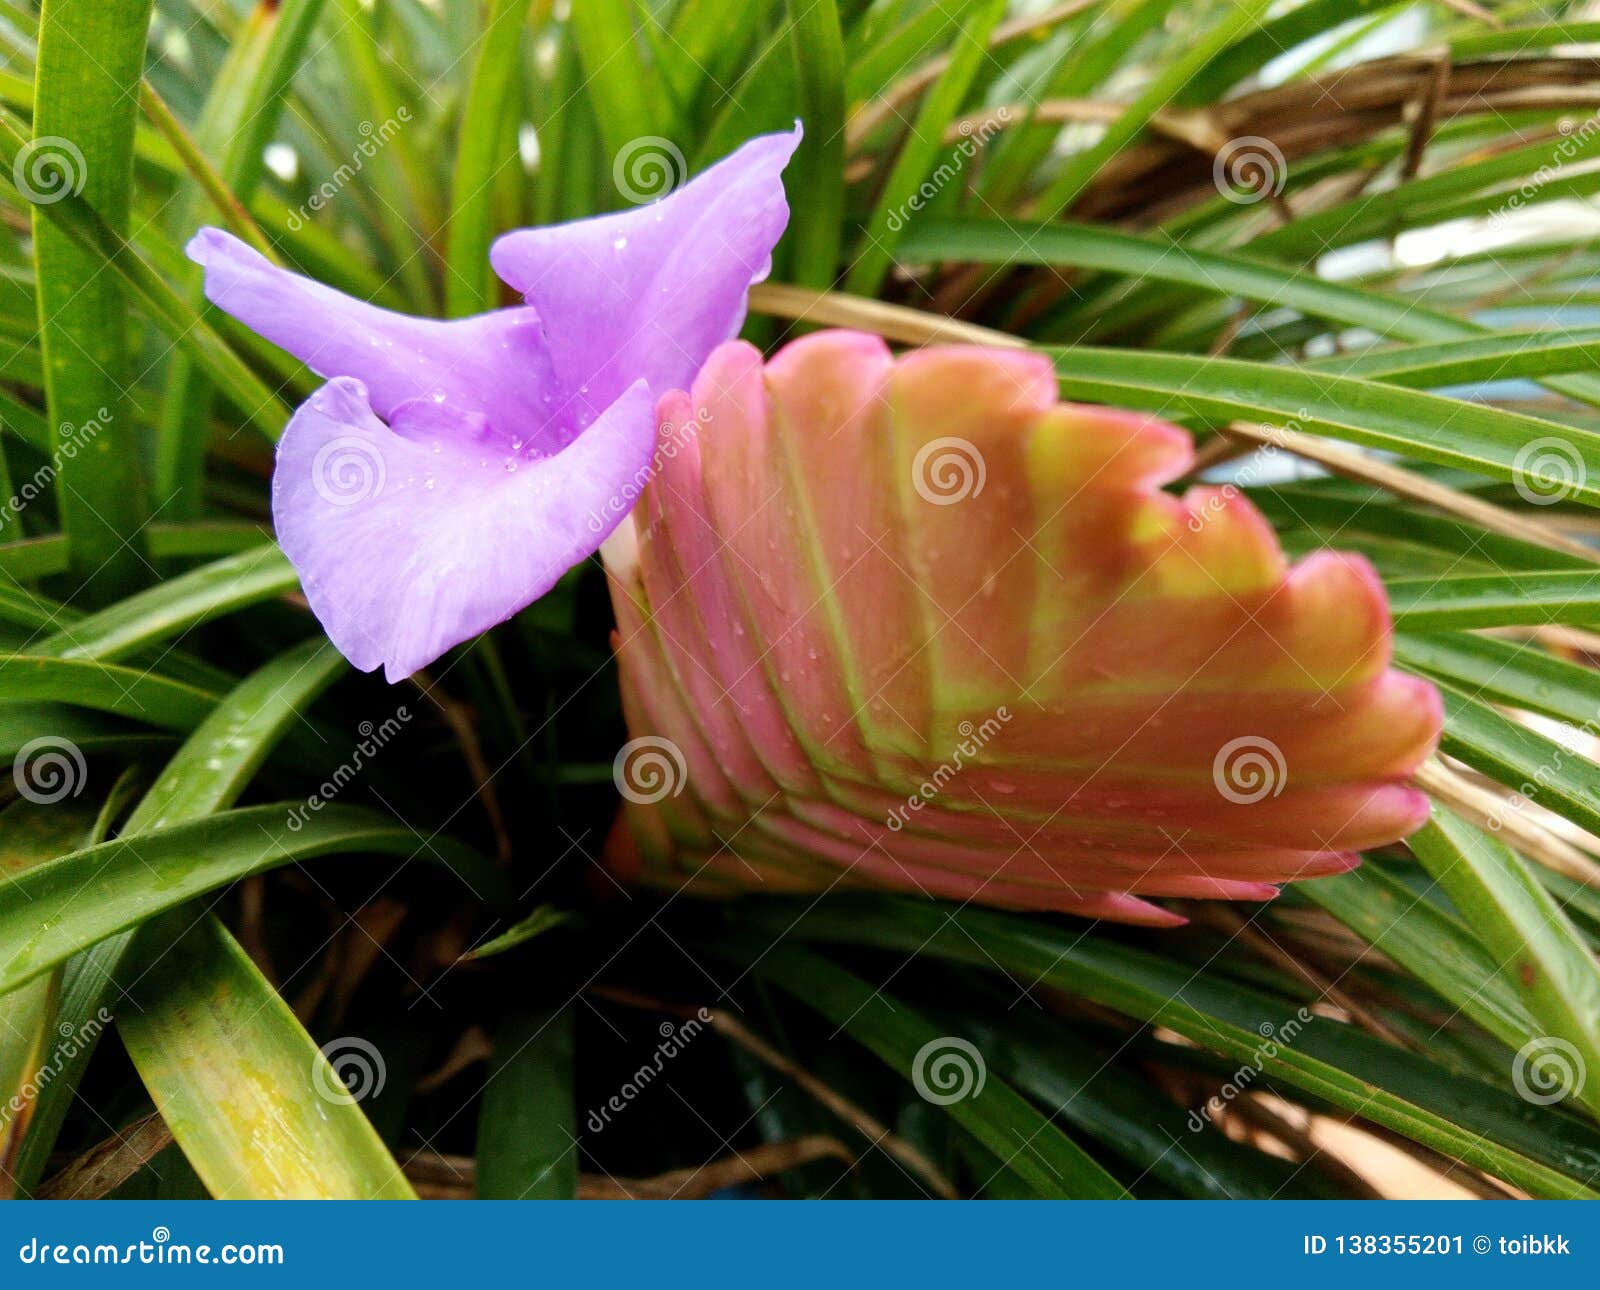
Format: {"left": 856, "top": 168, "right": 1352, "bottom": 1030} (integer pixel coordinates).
{"left": 571, "top": 0, "right": 668, "bottom": 167}
{"left": 1432, "top": 680, "right": 1600, "bottom": 843}
{"left": 1046, "top": 347, "right": 1600, "bottom": 506}
{"left": 734, "top": 941, "right": 1128, "bottom": 1199}
{"left": 1395, "top": 632, "right": 1600, "bottom": 727}
{"left": 475, "top": 1007, "right": 576, "bottom": 1198}
{"left": 1031, "top": 0, "right": 1274, "bottom": 219}
{"left": 119, "top": 915, "right": 415, "bottom": 1199}
{"left": 30, "top": 0, "right": 154, "bottom": 600}
{"left": 0, "top": 111, "right": 290, "bottom": 440}
{"left": 0, "top": 796, "right": 95, "bottom": 1195}
{"left": 445, "top": 0, "right": 534, "bottom": 316}
{"left": 844, "top": 0, "right": 1004, "bottom": 297}
{"left": 0, "top": 803, "right": 494, "bottom": 994}
{"left": 1387, "top": 572, "right": 1600, "bottom": 630}
{"left": 758, "top": 898, "right": 1600, "bottom": 1196}
{"left": 782, "top": 0, "right": 844, "bottom": 289}
{"left": 1299, "top": 862, "right": 1540, "bottom": 1054}
{"left": 1409, "top": 808, "right": 1600, "bottom": 1123}
{"left": 33, "top": 543, "right": 297, "bottom": 661}
{"left": 0, "top": 655, "right": 220, "bottom": 729}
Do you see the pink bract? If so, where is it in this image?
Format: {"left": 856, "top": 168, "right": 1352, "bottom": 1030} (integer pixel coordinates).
{"left": 603, "top": 331, "right": 1442, "bottom": 925}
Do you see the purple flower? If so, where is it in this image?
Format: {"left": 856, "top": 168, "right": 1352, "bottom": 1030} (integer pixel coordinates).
{"left": 189, "top": 127, "right": 800, "bottom": 681}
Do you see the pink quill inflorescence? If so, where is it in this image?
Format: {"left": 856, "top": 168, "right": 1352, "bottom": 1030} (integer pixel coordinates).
{"left": 603, "top": 331, "right": 1443, "bottom": 925}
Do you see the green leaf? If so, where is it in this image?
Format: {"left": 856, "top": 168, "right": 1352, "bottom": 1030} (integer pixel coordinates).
{"left": 0, "top": 796, "right": 95, "bottom": 1194}
{"left": 0, "top": 111, "right": 291, "bottom": 441}
{"left": 445, "top": 0, "right": 534, "bottom": 316}
{"left": 155, "top": 0, "right": 330, "bottom": 517}
{"left": 1387, "top": 572, "right": 1600, "bottom": 631}
{"left": 1031, "top": 0, "right": 1274, "bottom": 218}
{"left": 1395, "top": 632, "right": 1600, "bottom": 727}
{"left": 119, "top": 915, "right": 414, "bottom": 1199}
{"left": 900, "top": 216, "right": 1477, "bottom": 344}
{"left": 950, "top": 998, "right": 1328, "bottom": 1198}
{"left": 34, "top": 543, "right": 298, "bottom": 661}
{"left": 22, "top": 640, "right": 403, "bottom": 1199}
{"left": 571, "top": 0, "right": 667, "bottom": 165}
{"left": 0, "top": 803, "right": 495, "bottom": 995}
{"left": 845, "top": 0, "right": 1005, "bottom": 297}
{"left": 1431, "top": 681, "right": 1600, "bottom": 843}
{"left": 1046, "top": 348, "right": 1600, "bottom": 505}
{"left": 782, "top": 0, "right": 844, "bottom": 289}
{"left": 1299, "top": 863, "right": 1540, "bottom": 1054}
{"left": 761, "top": 898, "right": 1600, "bottom": 1196}
{"left": 31, "top": 0, "right": 154, "bottom": 599}
{"left": 1409, "top": 809, "right": 1600, "bottom": 1122}
{"left": 0, "top": 655, "right": 220, "bottom": 730}
{"left": 467, "top": 905, "right": 575, "bottom": 960}
{"left": 475, "top": 1007, "right": 576, "bottom": 1198}
{"left": 738, "top": 941, "right": 1128, "bottom": 1198}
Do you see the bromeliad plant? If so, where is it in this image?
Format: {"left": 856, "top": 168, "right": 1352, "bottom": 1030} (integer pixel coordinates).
{"left": 3, "top": 0, "right": 1600, "bottom": 1201}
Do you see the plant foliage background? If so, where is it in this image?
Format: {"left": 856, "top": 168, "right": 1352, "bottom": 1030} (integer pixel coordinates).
{"left": 3, "top": 0, "right": 1600, "bottom": 1199}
